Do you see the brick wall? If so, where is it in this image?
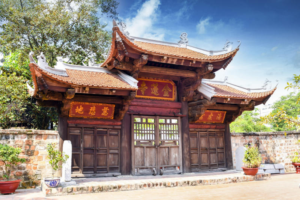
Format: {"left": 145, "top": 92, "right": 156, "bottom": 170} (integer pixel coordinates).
{"left": 0, "top": 129, "right": 59, "bottom": 189}
{"left": 231, "top": 131, "right": 300, "bottom": 172}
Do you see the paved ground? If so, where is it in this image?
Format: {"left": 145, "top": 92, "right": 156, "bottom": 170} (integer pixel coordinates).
{"left": 1, "top": 173, "right": 300, "bottom": 200}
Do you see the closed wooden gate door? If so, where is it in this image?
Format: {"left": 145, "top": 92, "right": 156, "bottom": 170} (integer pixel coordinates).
{"left": 68, "top": 126, "right": 120, "bottom": 176}
{"left": 132, "top": 116, "right": 182, "bottom": 175}
{"left": 190, "top": 131, "right": 225, "bottom": 171}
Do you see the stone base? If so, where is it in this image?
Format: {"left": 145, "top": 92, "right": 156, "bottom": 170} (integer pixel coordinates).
{"left": 42, "top": 173, "right": 271, "bottom": 197}
{"left": 258, "top": 164, "right": 285, "bottom": 174}
{"left": 60, "top": 180, "right": 77, "bottom": 187}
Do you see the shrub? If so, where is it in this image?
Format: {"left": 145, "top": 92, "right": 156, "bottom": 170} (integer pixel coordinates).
{"left": 46, "top": 143, "right": 69, "bottom": 178}
{"left": 243, "top": 145, "right": 262, "bottom": 168}
{"left": 0, "top": 144, "right": 26, "bottom": 180}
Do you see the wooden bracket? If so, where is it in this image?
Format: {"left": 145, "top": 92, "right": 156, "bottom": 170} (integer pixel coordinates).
{"left": 115, "top": 91, "right": 136, "bottom": 120}
{"left": 230, "top": 100, "right": 255, "bottom": 122}
{"left": 131, "top": 54, "right": 148, "bottom": 79}
{"left": 188, "top": 98, "right": 216, "bottom": 122}
{"left": 61, "top": 99, "right": 71, "bottom": 117}
{"left": 38, "top": 91, "right": 63, "bottom": 101}
{"left": 64, "top": 88, "right": 75, "bottom": 99}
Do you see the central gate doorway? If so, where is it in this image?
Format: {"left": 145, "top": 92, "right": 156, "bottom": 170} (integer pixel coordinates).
{"left": 132, "top": 115, "right": 182, "bottom": 175}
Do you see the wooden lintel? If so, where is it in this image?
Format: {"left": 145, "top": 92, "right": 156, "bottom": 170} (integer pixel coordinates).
{"left": 206, "top": 104, "right": 239, "bottom": 111}
{"left": 141, "top": 65, "right": 196, "bottom": 78}
{"left": 36, "top": 100, "right": 61, "bottom": 107}
{"left": 74, "top": 87, "right": 131, "bottom": 96}
{"left": 73, "top": 95, "right": 123, "bottom": 104}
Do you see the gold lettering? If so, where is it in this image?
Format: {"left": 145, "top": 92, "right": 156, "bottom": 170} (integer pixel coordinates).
{"left": 139, "top": 81, "right": 148, "bottom": 95}
{"left": 151, "top": 83, "right": 159, "bottom": 96}
{"left": 75, "top": 105, "right": 84, "bottom": 114}
{"left": 89, "top": 106, "right": 96, "bottom": 115}
{"left": 162, "top": 84, "right": 172, "bottom": 97}
{"left": 208, "top": 112, "right": 214, "bottom": 120}
{"left": 102, "top": 107, "right": 109, "bottom": 116}
{"left": 216, "top": 113, "right": 222, "bottom": 120}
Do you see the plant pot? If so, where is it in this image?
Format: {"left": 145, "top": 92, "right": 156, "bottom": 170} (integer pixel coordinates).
{"left": 292, "top": 163, "right": 300, "bottom": 173}
{"left": 44, "top": 177, "right": 60, "bottom": 188}
{"left": 242, "top": 167, "right": 259, "bottom": 176}
{"left": 0, "top": 179, "right": 21, "bottom": 194}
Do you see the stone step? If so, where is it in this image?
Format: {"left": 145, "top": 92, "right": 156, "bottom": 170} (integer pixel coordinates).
{"left": 42, "top": 173, "right": 271, "bottom": 197}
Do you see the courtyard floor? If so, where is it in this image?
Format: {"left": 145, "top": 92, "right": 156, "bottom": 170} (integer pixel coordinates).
{"left": 1, "top": 173, "right": 300, "bottom": 200}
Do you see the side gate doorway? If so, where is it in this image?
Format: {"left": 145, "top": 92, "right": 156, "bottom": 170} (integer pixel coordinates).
{"left": 131, "top": 116, "right": 182, "bottom": 175}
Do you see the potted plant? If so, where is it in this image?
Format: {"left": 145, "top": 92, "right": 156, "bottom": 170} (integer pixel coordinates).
{"left": 44, "top": 143, "right": 69, "bottom": 188}
{"left": 291, "top": 152, "right": 300, "bottom": 173}
{"left": 242, "top": 145, "right": 262, "bottom": 176}
{"left": 0, "top": 144, "right": 26, "bottom": 194}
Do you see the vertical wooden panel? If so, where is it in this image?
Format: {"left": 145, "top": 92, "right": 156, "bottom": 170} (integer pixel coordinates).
{"left": 181, "top": 102, "right": 190, "bottom": 173}
{"left": 121, "top": 113, "right": 131, "bottom": 175}
{"left": 58, "top": 116, "right": 68, "bottom": 154}
{"left": 224, "top": 122, "right": 233, "bottom": 169}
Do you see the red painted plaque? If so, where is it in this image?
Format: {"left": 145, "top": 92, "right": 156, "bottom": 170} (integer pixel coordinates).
{"left": 195, "top": 110, "right": 226, "bottom": 124}
{"left": 136, "top": 78, "right": 176, "bottom": 101}
{"left": 69, "top": 102, "right": 115, "bottom": 119}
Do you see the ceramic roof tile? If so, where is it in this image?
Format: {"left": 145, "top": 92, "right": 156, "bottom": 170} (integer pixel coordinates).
{"left": 34, "top": 65, "right": 136, "bottom": 90}
{"left": 208, "top": 83, "right": 276, "bottom": 99}
{"left": 133, "top": 41, "right": 238, "bottom": 61}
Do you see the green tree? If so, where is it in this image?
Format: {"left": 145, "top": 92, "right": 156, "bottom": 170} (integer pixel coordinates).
{"left": 230, "top": 108, "right": 272, "bottom": 133}
{"left": 0, "top": 0, "right": 118, "bottom": 67}
{"left": 0, "top": 72, "right": 29, "bottom": 129}
{"left": 0, "top": 51, "right": 58, "bottom": 129}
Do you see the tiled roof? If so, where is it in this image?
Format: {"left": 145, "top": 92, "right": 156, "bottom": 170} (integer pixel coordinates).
{"left": 30, "top": 64, "right": 137, "bottom": 90}
{"left": 208, "top": 83, "right": 276, "bottom": 99}
{"left": 133, "top": 41, "right": 239, "bottom": 61}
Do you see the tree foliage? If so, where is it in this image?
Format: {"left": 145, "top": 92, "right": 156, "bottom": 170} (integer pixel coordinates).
{"left": 0, "top": 51, "right": 58, "bottom": 129}
{"left": 262, "top": 92, "right": 300, "bottom": 131}
{"left": 243, "top": 145, "right": 261, "bottom": 168}
{"left": 0, "top": 144, "right": 26, "bottom": 180}
{"left": 0, "top": 0, "right": 118, "bottom": 67}
{"left": 230, "top": 109, "right": 272, "bottom": 133}
{"left": 0, "top": 72, "right": 29, "bottom": 129}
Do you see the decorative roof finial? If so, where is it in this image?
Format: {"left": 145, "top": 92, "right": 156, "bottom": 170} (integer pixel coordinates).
{"left": 118, "top": 21, "right": 130, "bottom": 36}
{"left": 29, "top": 52, "right": 36, "bottom": 63}
{"left": 223, "top": 41, "right": 233, "bottom": 52}
{"left": 178, "top": 32, "right": 188, "bottom": 47}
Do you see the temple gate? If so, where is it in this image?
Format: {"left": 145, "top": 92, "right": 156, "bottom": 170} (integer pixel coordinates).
{"left": 27, "top": 20, "right": 276, "bottom": 177}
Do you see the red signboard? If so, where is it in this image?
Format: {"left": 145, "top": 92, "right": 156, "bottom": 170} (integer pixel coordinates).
{"left": 195, "top": 110, "right": 226, "bottom": 124}
{"left": 136, "top": 78, "right": 176, "bottom": 101}
{"left": 69, "top": 102, "right": 115, "bottom": 119}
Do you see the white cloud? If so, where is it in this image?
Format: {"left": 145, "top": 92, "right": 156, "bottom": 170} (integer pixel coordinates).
{"left": 124, "top": 0, "right": 164, "bottom": 40}
{"left": 196, "top": 17, "right": 211, "bottom": 34}
{"left": 271, "top": 46, "right": 278, "bottom": 51}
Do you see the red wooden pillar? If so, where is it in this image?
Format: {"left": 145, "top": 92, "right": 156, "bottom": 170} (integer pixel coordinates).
{"left": 120, "top": 113, "right": 131, "bottom": 175}
{"left": 224, "top": 122, "right": 233, "bottom": 169}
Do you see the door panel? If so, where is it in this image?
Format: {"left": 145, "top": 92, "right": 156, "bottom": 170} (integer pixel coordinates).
{"left": 69, "top": 126, "right": 120, "bottom": 175}
{"left": 190, "top": 131, "right": 225, "bottom": 171}
{"left": 132, "top": 116, "right": 182, "bottom": 175}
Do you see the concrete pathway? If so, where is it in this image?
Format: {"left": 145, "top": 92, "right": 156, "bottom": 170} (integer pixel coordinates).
{"left": 1, "top": 173, "right": 300, "bottom": 200}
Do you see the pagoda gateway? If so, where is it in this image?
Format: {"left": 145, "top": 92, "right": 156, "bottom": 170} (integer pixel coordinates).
{"left": 27, "top": 21, "right": 276, "bottom": 177}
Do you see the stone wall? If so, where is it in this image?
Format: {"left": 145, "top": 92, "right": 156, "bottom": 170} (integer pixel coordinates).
{"left": 0, "top": 129, "right": 59, "bottom": 189}
{"left": 231, "top": 131, "right": 300, "bottom": 172}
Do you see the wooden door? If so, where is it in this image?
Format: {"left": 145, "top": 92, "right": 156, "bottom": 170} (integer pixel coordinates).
{"left": 190, "top": 131, "right": 225, "bottom": 172}
{"left": 132, "top": 116, "right": 182, "bottom": 175}
{"left": 68, "top": 126, "right": 120, "bottom": 176}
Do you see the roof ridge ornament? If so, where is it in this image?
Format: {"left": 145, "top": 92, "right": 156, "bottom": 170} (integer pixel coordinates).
{"left": 118, "top": 21, "right": 130, "bottom": 37}
{"left": 178, "top": 32, "right": 188, "bottom": 47}
{"left": 223, "top": 41, "right": 233, "bottom": 52}
{"left": 29, "top": 52, "right": 36, "bottom": 63}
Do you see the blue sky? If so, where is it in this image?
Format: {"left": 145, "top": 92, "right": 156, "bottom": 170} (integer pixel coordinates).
{"left": 104, "top": 0, "right": 300, "bottom": 105}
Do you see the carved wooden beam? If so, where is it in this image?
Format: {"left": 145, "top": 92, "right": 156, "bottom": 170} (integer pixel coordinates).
{"left": 38, "top": 91, "right": 63, "bottom": 101}
{"left": 230, "top": 100, "right": 256, "bottom": 122}
{"left": 188, "top": 98, "right": 216, "bottom": 122}
{"left": 131, "top": 54, "right": 148, "bottom": 79}
{"left": 141, "top": 66, "right": 196, "bottom": 78}
{"left": 182, "top": 64, "right": 214, "bottom": 101}
{"left": 112, "top": 60, "right": 133, "bottom": 71}
{"left": 115, "top": 91, "right": 136, "bottom": 120}
{"left": 61, "top": 99, "right": 71, "bottom": 117}
{"left": 203, "top": 72, "right": 215, "bottom": 79}
{"left": 64, "top": 88, "right": 75, "bottom": 99}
